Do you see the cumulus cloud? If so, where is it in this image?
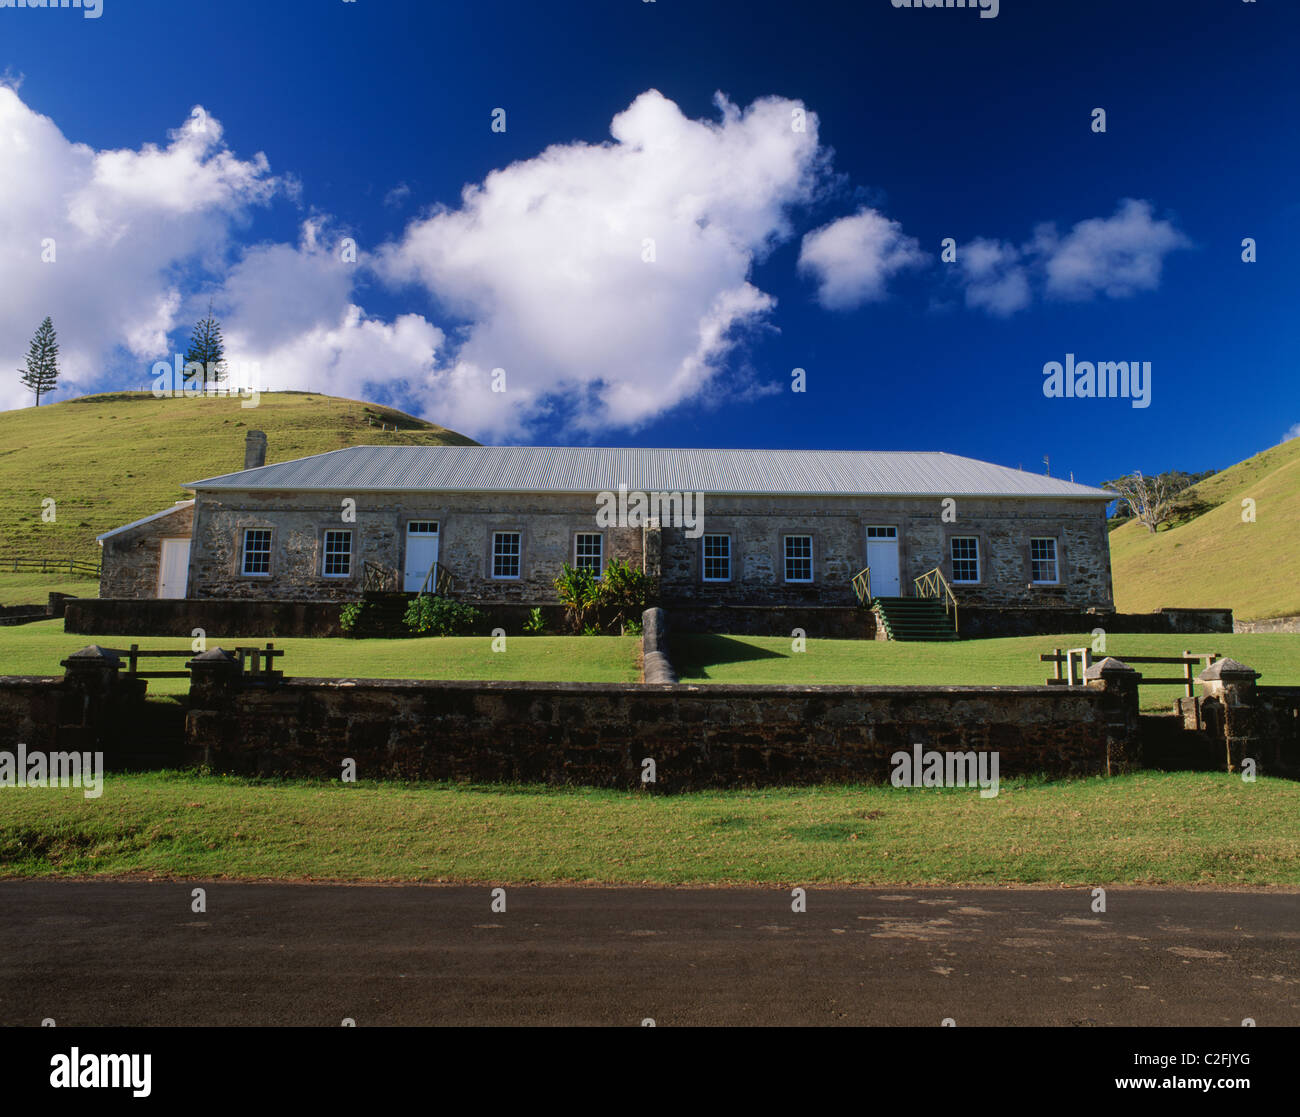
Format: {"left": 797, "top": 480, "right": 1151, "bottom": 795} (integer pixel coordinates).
{"left": 376, "top": 89, "right": 826, "bottom": 438}
{"left": 955, "top": 199, "right": 1190, "bottom": 316}
{"left": 797, "top": 208, "right": 926, "bottom": 310}
{"left": 957, "top": 236, "right": 1031, "bottom": 317}
{"left": 1281, "top": 422, "right": 1300, "bottom": 444}
{"left": 0, "top": 87, "right": 279, "bottom": 408}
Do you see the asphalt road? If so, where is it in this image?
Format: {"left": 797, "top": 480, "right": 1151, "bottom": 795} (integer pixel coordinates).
{"left": 1, "top": 882, "right": 1296, "bottom": 1026}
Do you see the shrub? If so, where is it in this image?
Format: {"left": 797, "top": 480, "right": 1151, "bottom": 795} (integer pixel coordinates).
{"left": 554, "top": 563, "right": 600, "bottom": 633}
{"left": 598, "top": 558, "right": 651, "bottom": 633}
{"left": 403, "top": 595, "right": 484, "bottom": 636}
{"left": 338, "top": 601, "right": 367, "bottom": 634}
{"left": 523, "top": 606, "right": 546, "bottom": 635}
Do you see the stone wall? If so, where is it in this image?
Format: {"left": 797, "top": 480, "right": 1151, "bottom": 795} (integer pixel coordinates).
{"left": 663, "top": 604, "right": 875, "bottom": 638}
{"left": 66, "top": 598, "right": 342, "bottom": 638}
{"left": 958, "top": 605, "right": 1233, "bottom": 639}
{"left": 99, "top": 503, "right": 194, "bottom": 599}
{"left": 183, "top": 660, "right": 1138, "bottom": 788}
{"left": 187, "top": 487, "right": 1114, "bottom": 611}
{"left": 1234, "top": 615, "right": 1300, "bottom": 634}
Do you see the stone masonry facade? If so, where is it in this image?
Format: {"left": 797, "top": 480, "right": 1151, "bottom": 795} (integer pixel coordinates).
{"left": 99, "top": 503, "right": 194, "bottom": 599}
{"left": 180, "top": 487, "right": 1114, "bottom": 610}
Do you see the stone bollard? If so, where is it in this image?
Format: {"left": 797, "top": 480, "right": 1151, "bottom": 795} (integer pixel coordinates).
{"left": 1195, "top": 658, "right": 1262, "bottom": 774}
{"left": 187, "top": 648, "right": 242, "bottom": 708}
{"left": 641, "top": 607, "right": 678, "bottom": 684}
{"left": 59, "top": 645, "right": 134, "bottom": 752}
{"left": 1084, "top": 657, "right": 1142, "bottom": 775}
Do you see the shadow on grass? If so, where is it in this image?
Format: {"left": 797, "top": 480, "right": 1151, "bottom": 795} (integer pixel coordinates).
{"left": 669, "top": 634, "right": 787, "bottom": 679}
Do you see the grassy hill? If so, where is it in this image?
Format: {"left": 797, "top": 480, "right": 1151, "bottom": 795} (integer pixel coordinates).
{"left": 1110, "top": 436, "right": 1300, "bottom": 621}
{"left": 0, "top": 391, "right": 476, "bottom": 562}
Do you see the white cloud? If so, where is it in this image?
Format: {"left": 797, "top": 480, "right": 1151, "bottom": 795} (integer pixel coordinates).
{"left": 1281, "top": 422, "right": 1300, "bottom": 444}
{"left": 0, "top": 87, "right": 279, "bottom": 409}
{"left": 955, "top": 199, "right": 1190, "bottom": 316}
{"left": 376, "top": 89, "right": 825, "bottom": 438}
{"left": 1036, "top": 199, "right": 1191, "bottom": 300}
{"left": 957, "top": 237, "right": 1030, "bottom": 317}
{"left": 797, "top": 208, "right": 926, "bottom": 310}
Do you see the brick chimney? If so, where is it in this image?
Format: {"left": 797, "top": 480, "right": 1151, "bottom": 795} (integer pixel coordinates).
{"left": 244, "top": 430, "right": 267, "bottom": 470}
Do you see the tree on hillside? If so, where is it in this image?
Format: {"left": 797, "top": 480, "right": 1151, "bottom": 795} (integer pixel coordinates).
{"left": 1105, "top": 468, "right": 1218, "bottom": 528}
{"left": 1104, "top": 471, "right": 1173, "bottom": 533}
{"left": 183, "top": 300, "right": 227, "bottom": 389}
{"left": 18, "top": 316, "right": 60, "bottom": 406}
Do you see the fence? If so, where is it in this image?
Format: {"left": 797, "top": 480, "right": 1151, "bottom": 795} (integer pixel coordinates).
{"left": 2, "top": 556, "right": 101, "bottom": 578}
{"left": 1042, "top": 647, "right": 1220, "bottom": 697}
{"left": 106, "top": 642, "right": 285, "bottom": 682}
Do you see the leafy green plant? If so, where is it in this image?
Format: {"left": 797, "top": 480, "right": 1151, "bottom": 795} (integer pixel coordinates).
{"left": 598, "top": 557, "right": 651, "bottom": 633}
{"left": 554, "top": 563, "right": 600, "bottom": 633}
{"left": 622, "top": 618, "right": 643, "bottom": 637}
{"left": 403, "top": 595, "right": 484, "bottom": 636}
{"left": 582, "top": 623, "right": 603, "bottom": 637}
{"left": 523, "top": 606, "right": 546, "bottom": 635}
{"left": 338, "top": 601, "right": 368, "bottom": 634}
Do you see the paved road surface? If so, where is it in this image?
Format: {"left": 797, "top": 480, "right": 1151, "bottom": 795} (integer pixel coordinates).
{"left": 2, "top": 882, "right": 1296, "bottom": 1026}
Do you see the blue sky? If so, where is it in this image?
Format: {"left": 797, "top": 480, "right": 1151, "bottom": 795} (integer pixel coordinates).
{"left": 2, "top": 0, "right": 1296, "bottom": 486}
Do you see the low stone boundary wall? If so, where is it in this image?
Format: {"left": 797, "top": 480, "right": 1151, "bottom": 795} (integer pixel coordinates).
{"left": 182, "top": 650, "right": 1142, "bottom": 788}
{"left": 66, "top": 598, "right": 343, "bottom": 638}
{"left": 957, "top": 606, "right": 1233, "bottom": 639}
{"left": 1234, "top": 615, "right": 1300, "bottom": 635}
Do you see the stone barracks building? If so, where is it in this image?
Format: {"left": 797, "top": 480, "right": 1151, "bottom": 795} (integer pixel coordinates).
{"left": 97, "top": 432, "right": 1116, "bottom": 615}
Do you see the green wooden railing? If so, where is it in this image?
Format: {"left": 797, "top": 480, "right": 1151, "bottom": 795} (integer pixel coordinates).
{"left": 913, "top": 566, "right": 959, "bottom": 634}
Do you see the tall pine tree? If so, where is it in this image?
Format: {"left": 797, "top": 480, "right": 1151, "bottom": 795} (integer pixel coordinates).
{"left": 183, "top": 300, "right": 227, "bottom": 389}
{"left": 18, "top": 316, "right": 59, "bottom": 406}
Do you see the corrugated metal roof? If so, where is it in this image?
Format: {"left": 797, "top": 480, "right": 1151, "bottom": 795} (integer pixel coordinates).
{"left": 185, "top": 446, "right": 1113, "bottom": 499}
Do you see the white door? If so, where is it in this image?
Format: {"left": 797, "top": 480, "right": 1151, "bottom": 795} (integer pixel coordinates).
{"left": 158, "top": 538, "right": 190, "bottom": 599}
{"left": 865, "top": 527, "right": 900, "bottom": 596}
{"left": 403, "top": 523, "right": 440, "bottom": 591}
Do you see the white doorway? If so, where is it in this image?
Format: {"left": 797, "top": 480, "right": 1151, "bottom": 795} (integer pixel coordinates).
{"left": 865, "top": 526, "right": 900, "bottom": 596}
{"left": 158, "top": 538, "right": 190, "bottom": 599}
{"left": 403, "top": 522, "right": 440, "bottom": 591}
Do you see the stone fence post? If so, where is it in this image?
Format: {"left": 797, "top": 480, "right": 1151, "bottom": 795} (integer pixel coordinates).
{"left": 1084, "top": 657, "right": 1142, "bottom": 775}
{"left": 1195, "top": 658, "right": 1261, "bottom": 774}
{"left": 58, "top": 645, "right": 142, "bottom": 753}
{"left": 185, "top": 648, "right": 243, "bottom": 769}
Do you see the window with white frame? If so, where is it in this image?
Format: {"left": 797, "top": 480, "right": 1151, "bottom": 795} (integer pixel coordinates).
{"left": 241, "top": 528, "right": 272, "bottom": 576}
{"left": 866, "top": 525, "right": 897, "bottom": 539}
{"left": 492, "top": 531, "right": 521, "bottom": 579}
{"left": 784, "top": 534, "right": 813, "bottom": 582}
{"left": 574, "top": 532, "right": 604, "bottom": 575}
{"left": 1030, "top": 537, "right": 1059, "bottom": 584}
{"left": 702, "top": 534, "right": 730, "bottom": 581}
{"left": 407, "top": 521, "right": 438, "bottom": 535}
{"left": 950, "top": 536, "right": 980, "bottom": 583}
{"left": 322, "top": 530, "right": 352, "bottom": 577}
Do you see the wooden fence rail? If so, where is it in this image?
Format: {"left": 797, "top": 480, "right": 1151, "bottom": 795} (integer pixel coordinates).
{"left": 3, "top": 556, "right": 101, "bottom": 578}
{"left": 105, "top": 642, "right": 285, "bottom": 682}
{"left": 1041, "top": 647, "right": 1220, "bottom": 697}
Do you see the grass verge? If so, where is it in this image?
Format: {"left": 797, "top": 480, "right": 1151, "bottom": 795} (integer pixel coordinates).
{"left": 1, "top": 771, "right": 1296, "bottom": 886}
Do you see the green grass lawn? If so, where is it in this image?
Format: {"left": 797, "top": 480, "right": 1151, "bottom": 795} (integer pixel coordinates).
{"left": 0, "top": 572, "right": 98, "bottom": 608}
{"left": 0, "top": 620, "right": 641, "bottom": 690}
{"left": 1111, "top": 434, "right": 1300, "bottom": 620}
{"left": 671, "top": 631, "right": 1300, "bottom": 712}
{"left": 1, "top": 771, "right": 1295, "bottom": 885}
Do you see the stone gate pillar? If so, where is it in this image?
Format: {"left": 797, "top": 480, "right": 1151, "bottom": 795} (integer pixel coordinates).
{"left": 1084, "top": 657, "right": 1142, "bottom": 775}
{"left": 1195, "top": 658, "right": 1261, "bottom": 774}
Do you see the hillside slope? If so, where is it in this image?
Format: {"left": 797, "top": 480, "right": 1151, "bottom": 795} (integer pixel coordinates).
{"left": 1110, "top": 436, "right": 1300, "bottom": 621}
{"left": 0, "top": 391, "right": 476, "bottom": 561}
